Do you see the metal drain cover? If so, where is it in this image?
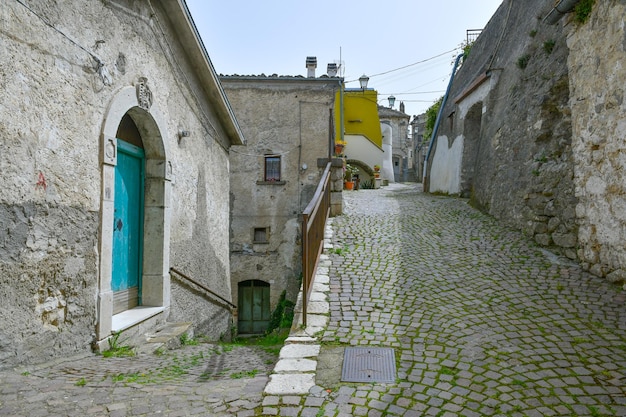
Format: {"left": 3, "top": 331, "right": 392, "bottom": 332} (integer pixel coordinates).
{"left": 341, "top": 347, "right": 396, "bottom": 383}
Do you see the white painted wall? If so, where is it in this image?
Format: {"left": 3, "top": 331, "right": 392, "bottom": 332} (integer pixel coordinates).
{"left": 380, "top": 123, "right": 394, "bottom": 182}
{"left": 429, "top": 135, "right": 464, "bottom": 194}
{"left": 344, "top": 134, "right": 384, "bottom": 171}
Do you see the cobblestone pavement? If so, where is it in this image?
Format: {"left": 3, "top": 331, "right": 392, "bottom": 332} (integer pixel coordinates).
{"left": 2, "top": 183, "right": 626, "bottom": 416}
{"left": 261, "top": 183, "right": 626, "bottom": 416}
{"left": 0, "top": 343, "right": 273, "bottom": 416}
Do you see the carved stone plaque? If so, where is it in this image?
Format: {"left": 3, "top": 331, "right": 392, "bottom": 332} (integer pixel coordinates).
{"left": 136, "top": 77, "right": 153, "bottom": 110}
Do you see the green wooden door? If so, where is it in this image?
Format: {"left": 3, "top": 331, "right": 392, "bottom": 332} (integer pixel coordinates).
{"left": 238, "top": 280, "right": 270, "bottom": 334}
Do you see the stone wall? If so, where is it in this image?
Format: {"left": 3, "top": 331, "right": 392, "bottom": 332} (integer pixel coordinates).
{"left": 221, "top": 76, "right": 339, "bottom": 313}
{"left": 0, "top": 0, "right": 235, "bottom": 367}
{"left": 379, "top": 107, "right": 411, "bottom": 182}
{"left": 427, "top": 0, "right": 578, "bottom": 259}
{"left": 568, "top": 0, "right": 626, "bottom": 281}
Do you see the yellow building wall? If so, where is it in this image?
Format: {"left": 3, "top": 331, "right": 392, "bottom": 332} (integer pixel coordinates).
{"left": 335, "top": 89, "right": 383, "bottom": 149}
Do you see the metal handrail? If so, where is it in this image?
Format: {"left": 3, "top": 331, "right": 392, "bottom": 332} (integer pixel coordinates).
{"left": 170, "top": 267, "right": 237, "bottom": 311}
{"left": 301, "top": 162, "right": 332, "bottom": 326}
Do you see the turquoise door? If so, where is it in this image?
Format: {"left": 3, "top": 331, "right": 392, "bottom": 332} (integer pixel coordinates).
{"left": 112, "top": 139, "right": 145, "bottom": 314}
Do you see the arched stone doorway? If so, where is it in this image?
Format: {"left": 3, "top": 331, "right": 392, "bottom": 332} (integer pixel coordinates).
{"left": 96, "top": 84, "right": 172, "bottom": 347}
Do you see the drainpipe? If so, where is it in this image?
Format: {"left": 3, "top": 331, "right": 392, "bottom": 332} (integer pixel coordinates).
{"left": 543, "top": 0, "right": 581, "bottom": 25}
{"left": 339, "top": 79, "right": 344, "bottom": 145}
{"left": 422, "top": 53, "right": 464, "bottom": 191}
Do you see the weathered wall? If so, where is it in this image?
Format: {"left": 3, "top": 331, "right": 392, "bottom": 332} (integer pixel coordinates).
{"left": 0, "top": 0, "right": 234, "bottom": 367}
{"left": 379, "top": 107, "right": 411, "bottom": 182}
{"left": 429, "top": 135, "right": 463, "bottom": 194}
{"left": 221, "top": 77, "right": 338, "bottom": 314}
{"left": 428, "top": 0, "right": 577, "bottom": 259}
{"left": 568, "top": 0, "right": 626, "bottom": 281}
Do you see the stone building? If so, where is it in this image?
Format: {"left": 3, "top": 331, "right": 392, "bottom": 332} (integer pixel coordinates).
{"left": 339, "top": 88, "right": 387, "bottom": 184}
{"left": 410, "top": 114, "right": 428, "bottom": 183}
{"left": 220, "top": 68, "right": 341, "bottom": 334}
{"left": 423, "top": 0, "right": 626, "bottom": 285}
{"left": 0, "top": 0, "right": 244, "bottom": 368}
{"left": 378, "top": 106, "right": 412, "bottom": 182}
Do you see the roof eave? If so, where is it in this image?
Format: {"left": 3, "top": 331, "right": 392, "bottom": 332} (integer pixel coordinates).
{"left": 165, "top": 1, "right": 246, "bottom": 146}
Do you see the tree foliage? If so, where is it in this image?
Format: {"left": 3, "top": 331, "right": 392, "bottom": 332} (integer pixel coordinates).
{"left": 423, "top": 96, "right": 443, "bottom": 142}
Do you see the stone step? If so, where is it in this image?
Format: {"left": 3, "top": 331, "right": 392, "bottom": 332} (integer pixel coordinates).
{"left": 136, "top": 322, "right": 194, "bottom": 354}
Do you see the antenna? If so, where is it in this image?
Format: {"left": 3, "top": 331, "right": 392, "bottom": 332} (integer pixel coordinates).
{"left": 335, "top": 46, "right": 345, "bottom": 77}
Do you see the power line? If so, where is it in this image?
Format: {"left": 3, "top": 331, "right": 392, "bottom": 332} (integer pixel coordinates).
{"left": 379, "top": 90, "right": 445, "bottom": 96}
{"left": 345, "top": 47, "right": 460, "bottom": 83}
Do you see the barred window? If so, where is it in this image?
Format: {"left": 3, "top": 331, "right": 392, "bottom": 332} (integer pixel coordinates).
{"left": 253, "top": 227, "right": 269, "bottom": 243}
{"left": 264, "top": 155, "right": 281, "bottom": 182}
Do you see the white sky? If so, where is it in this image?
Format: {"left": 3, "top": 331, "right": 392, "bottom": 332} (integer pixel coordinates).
{"left": 185, "top": 0, "right": 503, "bottom": 118}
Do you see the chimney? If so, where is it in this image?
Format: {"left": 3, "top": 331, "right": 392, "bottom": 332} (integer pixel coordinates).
{"left": 327, "top": 63, "right": 338, "bottom": 77}
{"left": 306, "top": 56, "right": 317, "bottom": 78}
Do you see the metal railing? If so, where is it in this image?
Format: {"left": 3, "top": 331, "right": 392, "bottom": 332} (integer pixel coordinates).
{"left": 170, "top": 267, "right": 237, "bottom": 313}
{"left": 301, "top": 162, "right": 332, "bottom": 326}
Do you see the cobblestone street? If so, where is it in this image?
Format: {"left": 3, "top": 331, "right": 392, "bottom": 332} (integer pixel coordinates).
{"left": 263, "top": 183, "right": 626, "bottom": 416}
{"left": 1, "top": 183, "right": 625, "bottom": 416}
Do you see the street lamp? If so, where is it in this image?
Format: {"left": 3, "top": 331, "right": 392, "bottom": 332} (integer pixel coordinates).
{"left": 359, "top": 74, "right": 369, "bottom": 90}
{"left": 388, "top": 95, "right": 396, "bottom": 108}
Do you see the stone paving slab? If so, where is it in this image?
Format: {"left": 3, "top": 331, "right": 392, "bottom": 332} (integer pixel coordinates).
{"left": 264, "top": 373, "right": 316, "bottom": 395}
{"left": 278, "top": 344, "right": 321, "bottom": 359}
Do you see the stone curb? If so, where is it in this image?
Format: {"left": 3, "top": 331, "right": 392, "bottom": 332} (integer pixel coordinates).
{"left": 263, "top": 220, "right": 334, "bottom": 395}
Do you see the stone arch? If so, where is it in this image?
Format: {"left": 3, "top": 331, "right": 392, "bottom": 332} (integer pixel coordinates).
{"left": 461, "top": 101, "right": 483, "bottom": 198}
{"left": 346, "top": 158, "right": 374, "bottom": 177}
{"left": 96, "top": 84, "right": 172, "bottom": 346}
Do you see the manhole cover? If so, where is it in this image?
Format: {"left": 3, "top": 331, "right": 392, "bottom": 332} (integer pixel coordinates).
{"left": 341, "top": 347, "right": 396, "bottom": 383}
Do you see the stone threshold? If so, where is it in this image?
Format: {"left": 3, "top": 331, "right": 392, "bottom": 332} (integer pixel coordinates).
{"left": 111, "top": 306, "right": 165, "bottom": 333}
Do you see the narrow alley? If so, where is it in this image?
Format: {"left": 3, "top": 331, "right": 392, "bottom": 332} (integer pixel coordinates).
{"left": 266, "top": 183, "right": 626, "bottom": 416}
{"left": 1, "top": 183, "right": 625, "bottom": 416}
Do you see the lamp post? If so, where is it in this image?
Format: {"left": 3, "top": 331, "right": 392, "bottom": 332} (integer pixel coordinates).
{"left": 359, "top": 74, "right": 369, "bottom": 90}
{"left": 387, "top": 95, "right": 396, "bottom": 108}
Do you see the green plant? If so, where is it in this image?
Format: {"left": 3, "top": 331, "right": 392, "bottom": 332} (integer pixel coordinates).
{"left": 330, "top": 246, "right": 348, "bottom": 255}
{"left": 529, "top": 29, "right": 537, "bottom": 37}
{"left": 102, "top": 332, "right": 135, "bottom": 358}
{"left": 230, "top": 369, "right": 259, "bottom": 379}
{"left": 360, "top": 180, "right": 374, "bottom": 189}
{"left": 461, "top": 40, "right": 474, "bottom": 62}
{"left": 512, "top": 379, "right": 527, "bottom": 388}
{"left": 75, "top": 377, "right": 87, "bottom": 386}
{"left": 517, "top": 54, "right": 530, "bottom": 69}
{"left": 423, "top": 96, "right": 443, "bottom": 140}
{"left": 344, "top": 164, "right": 358, "bottom": 181}
{"left": 180, "top": 333, "right": 198, "bottom": 346}
{"left": 267, "top": 290, "right": 295, "bottom": 333}
{"left": 543, "top": 40, "right": 556, "bottom": 55}
{"left": 574, "top": 0, "right": 595, "bottom": 24}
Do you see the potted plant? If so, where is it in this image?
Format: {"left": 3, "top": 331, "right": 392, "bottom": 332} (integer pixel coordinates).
{"left": 334, "top": 141, "right": 346, "bottom": 156}
{"left": 344, "top": 164, "right": 358, "bottom": 190}
{"left": 373, "top": 164, "right": 381, "bottom": 178}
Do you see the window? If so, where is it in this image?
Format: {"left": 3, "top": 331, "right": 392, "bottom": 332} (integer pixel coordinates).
{"left": 253, "top": 227, "right": 269, "bottom": 243}
{"left": 264, "top": 155, "right": 281, "bottom": 182}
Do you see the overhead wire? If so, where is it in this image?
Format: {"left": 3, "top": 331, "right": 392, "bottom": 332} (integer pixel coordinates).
{"left": 345, "top": 47, "right": 459, "bottom": 83}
